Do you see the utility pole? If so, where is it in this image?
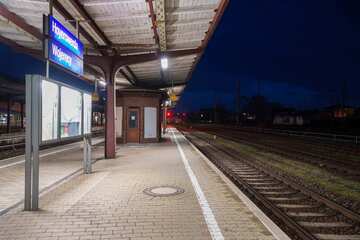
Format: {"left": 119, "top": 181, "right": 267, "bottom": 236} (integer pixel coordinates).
{"left": 341, "top": 79, "right": 347, "bottom": 107}
{"left": 257, "top": 79, "right": 261, "bottom": 96}
{"left": 236, "top": 79, "right": 240, "bottom": 124}
{"left": 213, "top": 92, "right": 218, "bottom": 124}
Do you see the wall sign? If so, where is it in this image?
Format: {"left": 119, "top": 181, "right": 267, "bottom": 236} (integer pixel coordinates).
{"left": 44, "top": 15, "right": 84, "bottom": 75}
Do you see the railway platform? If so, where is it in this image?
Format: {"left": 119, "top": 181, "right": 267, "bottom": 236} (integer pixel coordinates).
{"left": 0, "top": 137, "right": 105, "bottom": 215}
{"left": 0, "top": 128, "right": 289, "bottom": 240}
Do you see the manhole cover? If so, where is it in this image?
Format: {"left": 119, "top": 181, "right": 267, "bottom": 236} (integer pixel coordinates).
{"left": 143, "top": 186, "right": 185, "bottom": 197}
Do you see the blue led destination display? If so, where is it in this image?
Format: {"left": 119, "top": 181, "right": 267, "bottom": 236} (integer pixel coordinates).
{"left": 49, "top": 16, "right": 83, "bottom": 59}
{"left": 48, "top": 39, "right": 83, "bottom": 75}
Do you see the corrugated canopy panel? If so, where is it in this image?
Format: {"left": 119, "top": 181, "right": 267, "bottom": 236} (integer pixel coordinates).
{"left": 0, "top": 0, "right": 90, "bottom": 45}
{"left": 80, "top": 0, "right": 155, "bottom": 46}
{"left": 0, "top": 0, "right": 226, "bottom": 96}
{"left": 165, "top": 0, "right": 218, "bottom": 50}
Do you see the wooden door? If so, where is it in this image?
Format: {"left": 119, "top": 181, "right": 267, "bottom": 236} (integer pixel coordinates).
{"left": 126, "top": 108, "right": 140, "bottom": 143}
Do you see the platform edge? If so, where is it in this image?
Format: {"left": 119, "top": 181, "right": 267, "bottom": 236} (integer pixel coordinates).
{"left": 181, "top": 129, "right": 291, "bottom": 240}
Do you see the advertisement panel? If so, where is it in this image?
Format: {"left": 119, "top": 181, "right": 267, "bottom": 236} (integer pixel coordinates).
{"left": 60, "top": 86, "right": 82, "bottom": 138}
{"left": 83, "top": 93, "right": 92, "bottom": 134}
{"left": 41, "top": 80, "right": 58, "bottom": 141}
{"left": 40, "top": 78, "right": 92, "bottom": 142}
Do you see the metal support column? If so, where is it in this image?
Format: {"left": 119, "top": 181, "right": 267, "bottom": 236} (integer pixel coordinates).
{"left": 24, "top": 75, "right": 41, "bottom": 211}
{"left": 83, "top": 135, "right": 92, "bottom": 174}
{"left": 162, "top": 106, "right": 167, "bottom": 135}
{"left": 105, "top": 82, "right": 116, "bottom": 159}
{"left": 45, "top": 0, "right": 52, "bottom": 79}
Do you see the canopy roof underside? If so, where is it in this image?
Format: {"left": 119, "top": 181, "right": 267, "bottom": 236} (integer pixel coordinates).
{"left": 0, "top": 0, "right": 228, "bottom": 98}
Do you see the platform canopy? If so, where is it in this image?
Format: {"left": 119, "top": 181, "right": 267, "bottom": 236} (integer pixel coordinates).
{"left": 0, "top": 0, "right": 228, "bottom": 99}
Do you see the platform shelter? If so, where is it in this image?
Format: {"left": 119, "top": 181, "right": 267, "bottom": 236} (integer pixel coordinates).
{"left": 0, "top": 0, "right": 229, "bottom": 159}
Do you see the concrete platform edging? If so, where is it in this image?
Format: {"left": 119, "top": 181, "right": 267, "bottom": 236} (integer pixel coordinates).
{"left": 179, "top": 128, "right": 291, "bottom": 240}
{"left": 171, "top": 129, "right": 225, "bottom": 240}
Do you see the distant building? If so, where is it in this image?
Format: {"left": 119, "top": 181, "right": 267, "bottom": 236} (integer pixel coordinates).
{"left": 333, "top": 107, "right": 354, "bottom": 119}
{"left": 273, "top": 112, "right": 304, "bottom": 126}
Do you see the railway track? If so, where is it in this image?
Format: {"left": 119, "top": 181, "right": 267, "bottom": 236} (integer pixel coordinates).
{"left": 182, "top": 129, "right": 360, "bottom": 240}
{"left": 232, "top": 129, "right": 360, "bottom": 158}
{"left": 243, "top": 126, "right": 359, "bottom": 155}
{"left": 191, "top": 126, "right": 360, "bottom": 179}
{"left": 203, "top": 125, "right": 360, "bottom": 156}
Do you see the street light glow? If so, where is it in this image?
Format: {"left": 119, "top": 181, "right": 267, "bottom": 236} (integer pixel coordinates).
{"left": 98, "top": 80, "right": 107, "bottom": 86}
{"left": 161, "top": 57, "right": 168, "bottom": 69}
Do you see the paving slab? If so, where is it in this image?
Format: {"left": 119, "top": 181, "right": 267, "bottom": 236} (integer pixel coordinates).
{"left": 0, "top": 138, "right": 104, "bottom": 214}
{"left": 0, "top": 129, "right": 287, "bottom": 240}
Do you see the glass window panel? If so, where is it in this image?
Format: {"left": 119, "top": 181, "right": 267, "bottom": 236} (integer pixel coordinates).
{"left": 83, "top": 93, "right": 92, "bottom": 134}
{"left": 128, "top": 111, "right": 138, "bottom": 129}
{"left": 61, "top": 86, "right": 82, "bottom": 138}
{"left": 42, "top": 80, "right": 59, "bottom": 141}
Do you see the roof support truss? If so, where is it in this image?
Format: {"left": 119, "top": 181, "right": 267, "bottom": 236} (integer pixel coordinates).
{"left": 118, "top": 69, "right": 135, "bottom": 85}
{"left": 146, "top": 0, "right": 160, "bottom": 51}
{"left": 125, "top": 66, "right": 139, "bottom": 84}
{"left": 52, "top": 0, "right": 96, "bottom": 47}
{"left": 185, "top": 0, "right": 229, "bottom": 82}
{"left": 66, "top": 0, "right": 112, "bottom": 47}
{"left": 85, "top": 48, "right": 201, "bottom": 83}
{"left": 0, "top": 2, "right": 42, "bottom": 41}
{"left": 155, "top": 0, "right": 166, "bottom": 51}
{"left": 0, "top": 34, "right": 42, "bottom": 58}
{"left": 0, "top": 0, "right": 229, "bottom": 95}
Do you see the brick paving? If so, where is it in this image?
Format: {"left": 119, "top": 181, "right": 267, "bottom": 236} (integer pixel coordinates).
{"left": 0, "top": 139, "right": 104, "bottom": 212}
{"left": 0, "top": 130, "right": 277, "bottom": 240}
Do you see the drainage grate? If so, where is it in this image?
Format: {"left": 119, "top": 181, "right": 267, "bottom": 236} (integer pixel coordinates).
{"left": 143, "top": 185, "right": 185, "bottom": 197}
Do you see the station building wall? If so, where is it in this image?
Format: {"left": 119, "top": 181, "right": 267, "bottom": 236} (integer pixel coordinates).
{"left": 116, "top": 90, "right": 164, "bottom": 144}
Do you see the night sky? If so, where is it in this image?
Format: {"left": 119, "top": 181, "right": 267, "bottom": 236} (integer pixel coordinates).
{"left": 176, "top": 0, "right": 360, "bottom": 112}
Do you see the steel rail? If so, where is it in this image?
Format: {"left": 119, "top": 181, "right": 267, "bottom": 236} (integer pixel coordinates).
{"left": 193, "top": 126, "right": 360, "bottom": 177}
{"left": 191, "top": 128, "right": 360, "bottom": 221}
{"left": 180, "top": 128, "right": 360, "bottom": 240}
{"left": 185, "top": 132, "right": 317, "bottom": 240}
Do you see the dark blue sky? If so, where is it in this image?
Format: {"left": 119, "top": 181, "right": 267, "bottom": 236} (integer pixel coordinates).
{"left": 176, "top": 0, "right": 360, "bottom": 112}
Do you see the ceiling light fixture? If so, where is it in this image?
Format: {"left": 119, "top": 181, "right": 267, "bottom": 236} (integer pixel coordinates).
{"left": 161, "top": 57, "right": 168, "bottom": 69}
